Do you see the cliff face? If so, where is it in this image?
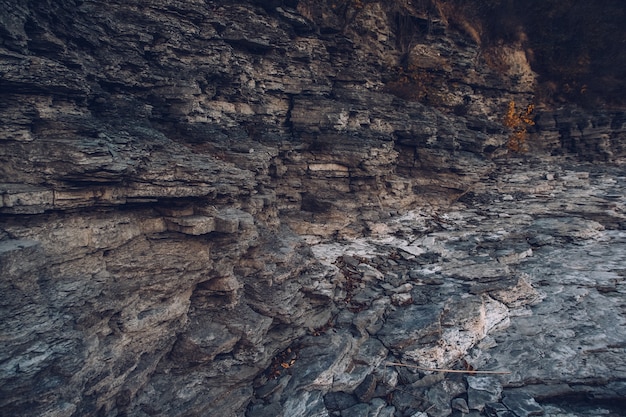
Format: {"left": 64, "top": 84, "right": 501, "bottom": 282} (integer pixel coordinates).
{"left": 1, "top": 1, "right": 625, "bottom": 417}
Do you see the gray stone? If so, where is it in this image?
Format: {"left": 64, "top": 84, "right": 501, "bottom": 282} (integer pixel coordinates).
{"left": 390, "top": 292, "right": 413, "bottom": 306}
{"left": 324, "top": 391, "right": 358, "bottom": 412}
{"left": 484, "top": 402, "right": 516, "bottom": 417}
{"left": 374, "top": 405, "right": 396, "bottom": 417}
{"left": 451, "top": 397, "right": 470, "bottom": 413}
{"left": 342, "top": 403, "right": 371, "bottom": 417}
{"left": 283, "top": 390, "right": 329, "bottom": 417}
{"left": 526, "top": 234, "right": 555, "bottom": 247}
{"left": 357, "top": 264, "right": 385, "bottom": 281}
{"left": 501, "top": 392, "right": 543, "bottom": 417}
{"left": 367, "top": 398, "right": 387, "bottom": 417}
{"left": 391, "top": 388, "right": 426, "bottom": 415}
{"left": 425, "top": 385, "right": 453, "bottom": 417}
{"left": 354, "top": 374, "right": 377, "bottom": 403}
{"left": 376, "top": 305, "right": 441, "bottom": 353}
{"left": 343, "top": 255, "right": 362, "bottom": 268}
{"left": 247, "top": 402, "right": 284, "bottom": 417}
{"left": 466, "top": 377, "right": 503, "bottom": 411}
{"left": 411, "top": 373, "right": 445, "bottom": 389}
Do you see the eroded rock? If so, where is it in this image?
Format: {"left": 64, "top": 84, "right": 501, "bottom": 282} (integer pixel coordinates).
{"left": 1, "top": 1, "right": 625, "bottom": 416}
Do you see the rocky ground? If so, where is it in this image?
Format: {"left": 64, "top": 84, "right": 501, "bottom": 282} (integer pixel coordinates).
{"left": 247, "top": 157, "right": 626, "bottom": 417}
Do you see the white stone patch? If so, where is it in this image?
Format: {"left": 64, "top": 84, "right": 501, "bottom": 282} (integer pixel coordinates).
{"left": 310, "top": 238, "right": 381, "bottom": 265}
{"left": 404, "top": 296, "right": 511, "bottom": 370}
{"left": 307, "top": 163, "right": 349, "bottom": 173}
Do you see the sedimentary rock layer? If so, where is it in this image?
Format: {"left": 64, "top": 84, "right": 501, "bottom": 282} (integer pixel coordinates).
{"left": 1, "top": 1, "right": 625, "bottom": 416}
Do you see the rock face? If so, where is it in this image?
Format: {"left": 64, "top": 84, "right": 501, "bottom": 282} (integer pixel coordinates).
{"left": 1, "top": 1, "right": 625, "bottom": 417}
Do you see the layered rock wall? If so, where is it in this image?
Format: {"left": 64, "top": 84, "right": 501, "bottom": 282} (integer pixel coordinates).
{"left": 1, "top": 1, "right": 625, "bottom": 416}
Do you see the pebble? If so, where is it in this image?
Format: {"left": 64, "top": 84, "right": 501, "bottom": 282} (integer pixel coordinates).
{"left": 452, "top": 397, "right": 470, "bottom": 413}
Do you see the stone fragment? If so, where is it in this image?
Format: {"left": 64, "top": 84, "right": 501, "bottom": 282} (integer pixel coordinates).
{"left": 468, "top": 274, "right": 519, "bottom": 295}
{"left": 391, "top": 293, "right": 413, "bottom": 306}
{"left": 308, "top": 163, "right": 350, "bottom": 176}
{"left": 171, "top": 321, "right": 239, "bottom": 364}
{"left": 411, "top": 373, "right": 445, "bottom": 388}
{"left": 376, "top": 304, "right": 441, "bottom": 353}
{"left": 324, "top": 391, "right": 357, "bottom": 411}
{"left": 247, "top": 402, "right": 283, "bottom": 417}
{"left": 501, "top": 392, "right": 543, "bottom": 417}
{"left": 496, "top": 245, "right": 533, "bottom": 264}
{"left": 413, "top": 252, "right": 442, "bottom": 265}
{"left": 466, "top": 376, "right": 503, "bottom": 411}
{"left": 254, "top": 378, "right": 283, "bottom": 400}
{"left": 341, "top": 403, "right": 370, "bottom": 417}
{"left": 526, "top": 233, "right": 553, "bottom": 248}
{"left": 342, "top": 255, "right": 361, "bottom": 267}
{"left": 368, "top": 398, "right": 387, "bottom": 417}
{"left": 0, "top": 239, "right": 41, "bottom": 265}
{"left": 201, "top": 275, "right": 241, "bottom": 292}
{"left": 357, "top": 263, "right": 385, "bottom": 281}
{"left": 390, "top": 283, "right": 413, "bottom": 293}
{"left": 375, "top": 406, "right": 396, "bottom": 417}
{"left": 425, "top": 383, "right": 453, "bottom": 417}
{"left": 526, "top": 217, "right": 604, "bottom": 240}
{"left": 276, "top": 7, "right": 313, "bottom": 33}
{"left": 391, "top": 388, "right": 425, "bottom": 415}
{"left": 353, "top": 304, "right": 385, "bottom": 335}
{"left": 287, "top": 332, "right": 363, "bottom": 392}
{"left": 165, "top": 215, "right": 215, "bottom": 235}
{"left": 490, "top": 274, "right": 540, "bottom": 308}
{"left": 484, "top": 402, "right": 515, "bottom": 417}
{"left": 332, "top": 338, "right": 387, "bottom": 393}
{"left": 214, "top": 214, "right": 240, "bottom": 233}
{"left": 350, "top": 287, "right": 381, "bottom": 306}
{"left": 283, "top": 390, "right": 328, "bottom": 417}
{"left": 354, "top": 374, "right": 377, "bottom": 402}
{"left": 451, "top": 397, "right": 470, "bottom": 413}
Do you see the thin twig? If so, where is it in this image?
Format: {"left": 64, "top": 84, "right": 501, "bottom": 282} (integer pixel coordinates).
{"left": 385, "top": 362, "right": 511, "bottom": 375}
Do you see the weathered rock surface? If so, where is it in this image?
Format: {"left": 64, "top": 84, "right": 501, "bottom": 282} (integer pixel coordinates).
{"left": 267, "top": 159, "right": 626, "bottom": 417}
{"left": 1, "top": 1, "right": 625, "bottom": 417}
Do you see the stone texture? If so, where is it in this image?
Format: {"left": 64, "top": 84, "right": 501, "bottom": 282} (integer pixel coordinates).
{"left": 1, "top": 1, "right": 625, "bottom": 417}
{"left": 501, "top": 392, "right": 543, "bottom": 417}
{"left": 467, "top": 377, "right": 503, "bottom": 411}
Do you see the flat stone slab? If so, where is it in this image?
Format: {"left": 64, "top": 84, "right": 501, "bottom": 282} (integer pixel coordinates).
{"left": 502, "top": 391, "right": 544, "bottom": 417}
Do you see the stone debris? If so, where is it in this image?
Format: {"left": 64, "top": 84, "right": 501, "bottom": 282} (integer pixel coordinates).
{"left": 244, "top": 160, "right": 626, "bottom": 417}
